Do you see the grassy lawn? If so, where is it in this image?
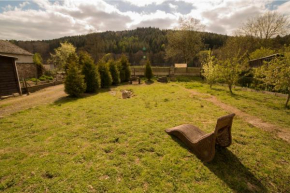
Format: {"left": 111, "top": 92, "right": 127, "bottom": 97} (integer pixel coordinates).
{"left": 0, "top": 83, "right": 290, "bottom": 192}
{"left": 179, "top": 77, "right": 290, "bottom": 129}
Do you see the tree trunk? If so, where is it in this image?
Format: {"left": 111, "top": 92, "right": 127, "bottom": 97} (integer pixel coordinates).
{"left": 286, "top": 92, "right": 290, "bottom": 108}
{"left": 228, "top": 84, "right": 233, "bottom": 94}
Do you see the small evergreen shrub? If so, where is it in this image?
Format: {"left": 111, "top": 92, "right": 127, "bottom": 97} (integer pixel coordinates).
{"left": 144, "top": 59, "right": 153, "bottom": 81}
{"left": 108, "top": 60, "right": 120, "bottom": 85}
{"left": 98, "top": 62, "right": 112, "bottom": 88}
{"left": 119, "top": 55, "right": 131, "bottom": 82}
{"left": 80, "top": 52, "right": 101, "bottom": 93}
{"left": 65, "top": 64, "right": 86, "bottom": 97}
{"left": 65, "top": 53, "right": 79, "bottom": 74}
{"left": 82, "top": 61, "right": 100, "bottom": 93}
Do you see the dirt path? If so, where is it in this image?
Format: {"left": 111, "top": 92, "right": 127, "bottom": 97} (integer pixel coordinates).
{"left": 0, "top": 84, "right": 67, "bottom": 117}
{"left": 186, "top": 88, "right": 290, "bottom": 143}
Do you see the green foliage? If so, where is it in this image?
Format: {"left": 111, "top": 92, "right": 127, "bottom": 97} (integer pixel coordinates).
{"left": 65, "top": 53, "right": 79, "bottom": 74}
{"left": 81, "top": 52, "right": 100, "bottom": 93}
{"left": 119, "top": 55, "right": 131, "bottom": 82}
{"left": 39, "top": 75, "right": 53, "bottom": 81}
{"left": 98, "top": 62, "right": 112, "bottom": 88}
{"left": 64, "top": 63, "right": 86, "bottom": 97}
{"left": 144, "top": 59, "right": 153, "bottom": 81}
{"left": 33, "top": 53, "right": 44, "bottom": 77}
{"left": 217, "top": 57, "right": 243, "bottom": 93}
{"left": 255, "top": 52, "right": 290, "bottom": 107}
{"left": 49, "top": 42, "right": 76, "bottom": 70}
{"left": 249, "top": 47, "right": 275, "bottom": 60}
{"left": 201, "top": 50, "right": 218, "bottom": 88}
{"left": 29, "top": 78, "right": 40, "bottom": 82}
{"left": 108, "top": 60, "right": 120, "bottom": 85}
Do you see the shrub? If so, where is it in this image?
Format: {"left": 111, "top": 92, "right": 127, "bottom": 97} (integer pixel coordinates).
{"left": 44, "top": 70, "right": 56, "bottom": 77}
{"left": 108, "top": 60, "right": 120, "bottom": 85}
{"left": 202, "top": 50, "right": 218, "bottom": 88}
{"left": 33, "top": 53, "right": 44, "bottom": 77}
{"left": 144, "top": 59, "right": 153, "bottom": 81}
{"left": 82, "top": 59, "right": 101, "bottom": 93}
{"left": 64, "top": 53, "right": 79, "bottom": 74}
{"left": 98, "top": 62, "right": 112, "bottom": 88}
{"left": 119, "top": 55, "right": 131, "bottom": 82}
{"left": 65, "top": 64, "right": 86, "bottom": 97}
{"left": 79, "top": 52, "right": 101, "bottom": 93}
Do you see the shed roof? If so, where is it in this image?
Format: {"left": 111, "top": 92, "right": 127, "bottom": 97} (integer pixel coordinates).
{"left": 249, "top": 53, "right": 282, "bottom": 62}
{"left": 0, "top": 54, "right": 18, "bottom": 59}
{"left": 0, "top": 40, "right": 33, "bottom": 56}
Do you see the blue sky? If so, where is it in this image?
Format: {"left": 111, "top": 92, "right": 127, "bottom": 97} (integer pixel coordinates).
{"left": 0, "top": 0, "right": 289, "bottom": 40}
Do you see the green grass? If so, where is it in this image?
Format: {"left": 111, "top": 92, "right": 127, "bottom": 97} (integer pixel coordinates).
{"left": 181, "top": 78, "right": 290, "bottom": 129}
{"left": 0, "top": 83, "right": 290, "bottom": 192}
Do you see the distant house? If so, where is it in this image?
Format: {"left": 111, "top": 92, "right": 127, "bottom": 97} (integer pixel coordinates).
{"left": 0, "top": 40, "right": 36, "bottom": 79}
{"left": 249, "top": 53, "right": 283, "bottom": 68}
{"left": 175, "top": 63, "right": 187, "bottom": 68}
{"left": 0, "top": 54, "right": 22, "bottom": 97}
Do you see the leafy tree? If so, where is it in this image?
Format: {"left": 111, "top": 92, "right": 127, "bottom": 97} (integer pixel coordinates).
{"left": 64, "top": 63, "right": 86, "bottom": 97}
{"left": 108, "top": 60, "right": 120, "bottom": 85}
{"left": 144, "top": 59, "right": 153, "bottom": 81}
{"left": 118, "top": 54, "right": 131, "bottom": 82}
{"left": 81, "top": 52, "right": 100, "bottom": 93}
{"left": 255, "top": 52, "right": 290, "bottom": 107}
{"left": 166, "top": 17, "right": 204, "bottom": 63}
{"left": 98, "top": 62, "right": 112, "bottom": 88}
{"left": 49, "top": 41, "right": 76, "bottom": 70}
{"left": 33, "top": 53, "right": 44, "bottom": 77}
{"left": 202, "top": 50, "right": 218, "bottom": 88}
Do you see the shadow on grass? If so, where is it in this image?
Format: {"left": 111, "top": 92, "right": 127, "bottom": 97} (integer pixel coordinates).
{"left": 53, "top": 88, "right": 110, "bottom": 105}
{"left": 205, "top": 147, "right": 267, "bottom": 193}
{"left": 145, "top": 80, "right": 154, "bottom": 85}
{"left": 169, "top": 136, "right": 267, "bottom": 192}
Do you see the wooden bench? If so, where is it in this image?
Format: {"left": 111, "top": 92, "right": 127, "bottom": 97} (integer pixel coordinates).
{"left": 129, "top": 76, "right": 141, "bottom": 84}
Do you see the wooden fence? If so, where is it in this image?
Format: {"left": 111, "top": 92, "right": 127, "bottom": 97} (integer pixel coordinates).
{"left": 130, "top": 67, "right": 201, "bottom": 77}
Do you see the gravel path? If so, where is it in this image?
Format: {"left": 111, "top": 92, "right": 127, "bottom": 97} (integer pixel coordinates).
{"left": 0, "top": 84, "right": 67, "bottom": 117}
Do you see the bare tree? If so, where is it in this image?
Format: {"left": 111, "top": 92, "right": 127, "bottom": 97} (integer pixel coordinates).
{"left": 239, "top": 11, "right": 289, "bottom": 40}
{"left": 166, "top": 17, "right": 205, "bottom": 64}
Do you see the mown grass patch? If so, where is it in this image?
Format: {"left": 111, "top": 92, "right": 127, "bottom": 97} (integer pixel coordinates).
{"left": 0, "top": 83, "right": 289, "bottom": 192}
{"left": 181, "top": 78, "right": 290, "bottom": 129}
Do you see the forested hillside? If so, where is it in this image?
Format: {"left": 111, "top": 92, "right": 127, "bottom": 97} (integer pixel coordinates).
{"left": 10, "top": 27, "right": 290, "bottom": 66}
{"left": 11, "top": 27, "right": 228, "bottom": 66}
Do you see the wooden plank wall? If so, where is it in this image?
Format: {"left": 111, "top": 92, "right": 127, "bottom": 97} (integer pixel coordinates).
{"left": 0, "top": 56, "right": 19, "bottom": 97}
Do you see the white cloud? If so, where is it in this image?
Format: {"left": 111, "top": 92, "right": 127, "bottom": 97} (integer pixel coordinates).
{"left": 0, "top": 0, "right": 286, "bottom": 40}
{"left": 122, "top": 0, "right": 166, "bottom": 7}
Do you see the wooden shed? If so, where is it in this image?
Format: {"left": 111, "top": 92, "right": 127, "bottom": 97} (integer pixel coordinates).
{"left": 249, "top": 53, "right": 283, "bottom": 68}
{"left": 0, "top": 54, "right": 22, "bottom": 97}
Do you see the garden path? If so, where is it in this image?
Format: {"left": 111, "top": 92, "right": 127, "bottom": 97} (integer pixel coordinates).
{"left": 185, "top": 88, "right": 290, "bottom": 143}
{"left": 0, "top": 84, "right": 66, "bottom": 117}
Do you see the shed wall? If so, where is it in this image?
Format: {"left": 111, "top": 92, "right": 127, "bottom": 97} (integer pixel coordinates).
{"left": 0, "top": 56, "right": 20, "bottom": 96}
